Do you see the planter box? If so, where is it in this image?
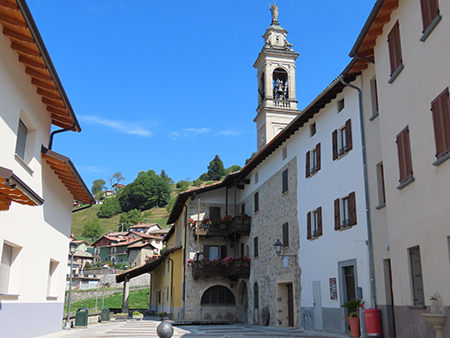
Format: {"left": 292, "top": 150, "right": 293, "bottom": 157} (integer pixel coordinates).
{"left": 133, "top": 314, "right": 143, "bottom": 321}
{"left": 111, "top": 314, "right": 128, "bottom": 321}
{"left": 226, "top": 261, "right": 250, "bottom": 279}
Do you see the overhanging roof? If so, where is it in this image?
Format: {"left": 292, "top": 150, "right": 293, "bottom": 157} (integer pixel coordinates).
{"left": 41, "top": 146, "right": 95, "bottom": 205}
{"left": 0, "top": 165, "right": 44, "bottom": 211}
{"left": 0, "top": 0, "right": 81, "bottom": 131}
{"left": 116, "top": 246, "right": 181, "bottom": 283}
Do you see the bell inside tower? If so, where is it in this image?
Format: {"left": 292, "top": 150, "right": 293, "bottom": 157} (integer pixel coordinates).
{"left": 273, "top": 68, "right": 289, "bottom": 101}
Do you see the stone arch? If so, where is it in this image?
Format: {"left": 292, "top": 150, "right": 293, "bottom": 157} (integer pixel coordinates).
{"left": 200, "top": 285, "right": 236, "bottom": 321}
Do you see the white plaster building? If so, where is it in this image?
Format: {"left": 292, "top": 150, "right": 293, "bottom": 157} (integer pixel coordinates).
{"left": 0, "top": 1, "right": 94, "bottom": 337}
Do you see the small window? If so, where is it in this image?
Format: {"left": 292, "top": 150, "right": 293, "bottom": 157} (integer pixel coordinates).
{"left": 255, "top": 172, "right": 259, "bottom": 184}
{"left": 338, "top": 99, "right": 345, "bottom": 112}
{"left": 254, "top": 237, "right": 259, "bottom": 258}
{"left": 306, "top": 143, "right": 321, "bottom": 177}
{"left": 332, "top": 119, "right": 352, "bottom": 160}
{"left": 334, "top": 192, "right": 356, "bottom": 230}
{"left": 307, "top": 207, "right": 322, "bottom": 239}
{"left": 254, "top": 192, "right": 259, "bottom": 213}
{"left": 0, "top": 244, "right": 13, "bottom": 294}
{"left": 282, "top": 147, "right": 287, "bottom": 160}
{"left": 387, "top": 21, "right": 404, "bottom": 82}
{"left": 282, "top": 223, "right": 289, "bottom": 247}
{"left": 15, "top": 120, "right": 28, "bottom": 160}
{"left": 310, "top": 122, "right": 316, "bottom": 137}
{"left": 409, "top": 246, "right": 425, "bottom": 306}
{"left": 47, "top": 260, "right": 59, "bottom": 297}
{"left": 376, "top": 162, "right": 386, "bottom": 207}
{"left": 282, "top": 169, "right": 288, "bottom": 194}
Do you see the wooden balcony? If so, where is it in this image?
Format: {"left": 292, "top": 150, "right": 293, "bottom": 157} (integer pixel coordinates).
{"left": 227, "top": 217, "right": 251, "bottom": 238}
{"left": 192, "top": 263, "right": 225, "bottom": 280}
{"left": 226, "top": 261, "right": 250, "bottom": 279}
{"left": 193, "top": 223, "right": 226, "bottom": 237}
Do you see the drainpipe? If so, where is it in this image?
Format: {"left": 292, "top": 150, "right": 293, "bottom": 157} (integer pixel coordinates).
{"left": 48, "top": 124, "right": 75, "bottom": 150}
{"left": 340, "top": 76, "right": 376, "bottom": 309}
{"left": 167, "top": 256, "right": 174, "bottom": 316}
{"left": 149, "top": 272, "right": 153, "bottom": 313}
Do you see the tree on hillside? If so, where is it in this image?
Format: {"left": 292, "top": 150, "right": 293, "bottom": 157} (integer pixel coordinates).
{"left": 207, "top": 155, "right": 225, "bottom": 180}
{"left": 176, "top": 180, "right": 189, "bottom": 192}
{"left": 225, "top": 164, "right": 242, "bottom": 175}
{"left": 245, "top": 152, "right": 257, "bottom": 165}
{"left": 97, "top": 196, "right": 122, "bottom": 218}
{"left": 119, "top": 209, "right": 143, "bottom": 230}
{"left": 166, "top": 197, "right": 176, "bottom": 213}
{"left": 118, "top": 170, "right": 171, "bottom": 212}
{"left": 91, "top": 179, "right": 106, "bottom": 200}
{"left": 160, "top": 169, "right": 174, "bottom": 184}
{"left": 82, "top": 218, "right": 103, "bottom": 242}
{"left": 108, "top": 172, "right": 125, "bottom": 191}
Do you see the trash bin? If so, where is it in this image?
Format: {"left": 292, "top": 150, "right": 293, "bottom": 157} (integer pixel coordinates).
{"left": 101, "top": 308, "right": 110, "bottom": 322}
{"left": 364, "top": 308, "right": 382, "bottom": 336}
{"left": 75, "top": 307, "right": 89, "bottom": 328}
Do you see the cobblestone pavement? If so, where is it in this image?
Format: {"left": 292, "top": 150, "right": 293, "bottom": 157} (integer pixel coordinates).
{"left": 37, "top": 319, "right": 350, "bottom": 338}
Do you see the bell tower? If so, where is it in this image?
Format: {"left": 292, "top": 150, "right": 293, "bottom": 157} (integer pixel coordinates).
{"left": 254, "top": 3, "right": 300, "bottom": 150}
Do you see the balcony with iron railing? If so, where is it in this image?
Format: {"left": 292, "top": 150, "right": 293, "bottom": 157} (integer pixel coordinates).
{"left": 190, "top": 256, "right": 250, "bottom": 280}
{"left": 191, "top": 215, "right": 251, "bottom": 240}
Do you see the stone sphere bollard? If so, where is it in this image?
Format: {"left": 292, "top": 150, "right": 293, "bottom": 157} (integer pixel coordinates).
{"left": 156, "top": 321, "right": 174, "bottom": 338}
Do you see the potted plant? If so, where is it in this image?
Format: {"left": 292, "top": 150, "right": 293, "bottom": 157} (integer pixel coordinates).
{"left": 132, "top": 311, "right": 143, "bottom": 320}
{"left": 112, "top": 312, "right": 128, "bottom": 321}
{"left": 341, "top": 298, "right": 364, "bottom": 337}
{"left": 158, "top": 311, "right": 167, "bottom": 321}
{"left": 187, "top": 218, "right": 195, "bottom": 229}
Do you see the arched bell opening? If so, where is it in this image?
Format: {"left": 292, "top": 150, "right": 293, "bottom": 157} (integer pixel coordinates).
{"left": 200, "top": 285, "right": 236, "bottom": 321}
{"left": 272, "top": 68, "right": 289, "bottom": 101}
{"left": 258, "top": 71, "right": 266, "bottom": 104}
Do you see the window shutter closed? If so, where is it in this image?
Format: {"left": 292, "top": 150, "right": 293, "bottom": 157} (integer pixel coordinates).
{"left": 282, "top": 169, "right": 288, "bottom": 193}
{"left": 282, "top": 223, "right": 289, "bottom": 247}
{"left": 307, "top": 212, "right": 311, "bottom": 239}
{"left": 345, "top": 119, "right": 352, "bottom": 151}
{"left": 431, "top": 88, "right": 450, "bottom": 159}
{"left": 316, "top": 143, "right": 321, "bottom": 171}
{"left": 305, "top": 151, "right": 310, "bottom": 177}
{"left": 0, "top": 244, "right": 13, "bottom": 294}
{"left": 220, "top": 245, "right": 226, "bottom": 259}
{"left": 334, "top": 198, "right": 341, "bottom": 230}
{"left": 396, "top": 126, "right": 413, "bottom": 183}
{"left": 203, "top": 245, "right": 210, "bottom": 259}
{"left": 349, "top": 192, "right": 357, "bottom": 226}
{"left": 388, "top": 21, "right": 402, "bottom": 75}
{"left": 254, "top": 192, "right": 259, "bottom": 212}
{"left": 317, "top": 207, "right": 323, "bottom": 235}
{"left": 332, "top": 129, "right": 338, "bottom": 160}
{"left": 254, "top": 237, "right": 259, "bottom": 257}
{"left": 420, "top": 0, "right": 439, "bottom": 31}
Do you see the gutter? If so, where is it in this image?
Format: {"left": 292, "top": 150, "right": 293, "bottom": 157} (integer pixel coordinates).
{"left": 167, "top": 256, "right": 174, "bottom": 316}
{"left": 339, "top": 76, "right": 376, "bottom": 309}
{"left": 48, "top": 124, "right": 75, "bottom": 150}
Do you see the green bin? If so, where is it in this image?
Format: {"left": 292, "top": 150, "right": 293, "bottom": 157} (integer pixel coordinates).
{"left": 101, "top": 308, "right": 110, "bottom": 322}
{"left": 75, "top": 307, "right": 89, "bottom": 328}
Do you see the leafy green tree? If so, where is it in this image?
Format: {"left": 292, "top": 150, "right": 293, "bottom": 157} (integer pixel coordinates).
{"left": 207, "top": 155, "right": 225, "bottom": 181}
{"left": 225, "top": 165, "right": 242, "bottom": 175}
{"left": 166, "top": 197, "right": 176, "bottom": 213}
{"left": 198, "top": 173, "right": 208, "bottom": 181}
{"left": 119, "top": 170, "right": 171, "bottom": 212}
{"left": 119, "top": 209, "right": 143, "bottom": 230}
{"left": 82, "top": 218, "right": 103, "bottom": 241}
{"left": 245, "top": 152, "right": 257, "bottom": 165}
{"left": 108, "top": 172, "right": 125, "bottom": 191}
{"left": 91, "top": 179, "right": 106, "bottom": 199}
{"left": 176, "top": 180, "right": 189, "bottom": 192}
{"left": 193, "top": 178, "right": 203, "bottom": 187}
{"left": 160, "top": 169, "right": 174, "bottom": 184}
{"left": 97, "top": 196, "right": 122, "bottom": 218}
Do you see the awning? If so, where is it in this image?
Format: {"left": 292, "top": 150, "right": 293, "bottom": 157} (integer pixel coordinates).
{"left": 0, "top": 166, "right": 44, "bottom": 211}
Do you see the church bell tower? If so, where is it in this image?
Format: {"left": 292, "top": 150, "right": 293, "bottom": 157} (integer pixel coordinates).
{"left": 254, "top": 3, "right": 300, "bottom": 150}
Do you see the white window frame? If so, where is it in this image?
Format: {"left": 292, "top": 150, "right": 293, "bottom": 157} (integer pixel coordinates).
{"left": 0, "top": 241, "right": 22, "bottom": 299}
{"left": 338, "top": 126, "right": 347, "bottom": 156}
{"left": 312, "top": 209, "right": 319, "bottom": 237}
{"left": 341, "top": 196, "right": 350, "bottom": 227}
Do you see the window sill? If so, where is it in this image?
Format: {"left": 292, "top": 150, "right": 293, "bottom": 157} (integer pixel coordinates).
{"left": 397, "top": 177, "right": 415, "bottom": 190}
{"left": 420, "top": 15, "right": 442, "bottom": 42}
{"left": 0, "top": 294, "right": 19, "bottom": 300}
{"left": 338, "top": 224, "right": 354, "bottom": 231}
{"left": 388, "top": 63, "right": 404, "bottom": 84}
{"left": 335, "top": 150, "right": 350, "bottom": 161}
{"left": 47, "top": 296, "right": 58, "bottom": 301}
{"left": 14, "top": 153, "right": 34, "bottom": 175}
{"left": 375, "top": 203, "right": 386, "bottom": 210}
{"left": 308, "top": 235, "right": 321, "bottom": 241}
{"left": 433, "top": 152, "right": 450, "bottom": 166}
{"left": 369, "top": 111, "right": 379, "bottom": 121}
{"left": 254, "top": 210, "right": 259, "bottom": 215}
{"left": 282, "top": 190, "right": 289, "bottom": 196}
{"left": 407, "top": 305, "right": 426, "bottom": 310}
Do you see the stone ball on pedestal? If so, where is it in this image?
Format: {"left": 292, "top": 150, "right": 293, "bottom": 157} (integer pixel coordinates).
{"left": 156, "top": 321, "right": 174, "bottom": 338}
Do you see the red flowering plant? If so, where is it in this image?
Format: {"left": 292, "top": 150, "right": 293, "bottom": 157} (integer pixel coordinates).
{"left": 186, "top": 259, "right": 194, "bottom": 266}
{"left": 221, "top": 215, "right": 233, "bottom": 224}
{"left": 221, "top": 256, "right": 234, "bottom": 267}
{"left": 212, "top": 217, "right": 221, "bottom": 226}
{"left": 238, "top": 213, "right": 251, "bottom": 220}
{"left": 199, "top": 258, "right": 210, "bottom": 266}
{"left": 210, "top": 259, "right": 222, "bottom": 267}
{"left": 202, "top": 217, "right": 212, "bottom": 226}
{"left": 235, "top": 256, "right": 251, "bottom": 266}
{"left": 187, "top": 218, "right": 195, "bottom": 229}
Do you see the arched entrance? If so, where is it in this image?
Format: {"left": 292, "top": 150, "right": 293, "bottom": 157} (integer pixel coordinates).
{"left": 236, "top": 281, "right": 248, "bottom": 322}
{"left": 200, "top": 285, "right": 236, "bottom": 321}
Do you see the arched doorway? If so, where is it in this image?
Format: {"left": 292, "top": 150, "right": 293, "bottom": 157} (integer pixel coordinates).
{"left": 200, "top": 285, "right": 236, "bottom": 321}
{"left": 236, "top": 281, "right": 248, "bottom": 323}
{"left": 253, "top": 282, "right": 260, "bottom": 324}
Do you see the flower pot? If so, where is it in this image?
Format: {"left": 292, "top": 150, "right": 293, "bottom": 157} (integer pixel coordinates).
{"left": 349, "top": 316, "right": 360, "bottom": 337}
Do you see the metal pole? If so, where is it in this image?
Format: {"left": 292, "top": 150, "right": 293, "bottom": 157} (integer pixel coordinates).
{"left": 95, "top": 282, "right": 99, "bottom": 313}
{"left": 101, "top": 266, "right": 107, "bottom": 309}
{"left": 64, "top": 252, "right": 74, "bottom": 330}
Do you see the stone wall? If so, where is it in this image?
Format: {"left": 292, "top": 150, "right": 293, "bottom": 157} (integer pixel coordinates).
{"left": 69, "top": 285, "right": 149, "bottom": 302}
{"left": 82, "top": 269, "right": 151, "bottom": 288}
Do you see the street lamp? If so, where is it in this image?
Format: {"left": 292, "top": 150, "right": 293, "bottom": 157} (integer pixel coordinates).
{"left": 101, "top": 264, "right": 110, "bottom": 310}
{"left": 65, "top": 241, "right": 77, "bottom": 330}
{"left": 273, "top": 239, "right": 297, "bottom": 263}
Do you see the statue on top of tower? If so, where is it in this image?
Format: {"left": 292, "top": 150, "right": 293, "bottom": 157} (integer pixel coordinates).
{"left": 269, "top": 2, "right": 278, "bottom": 24}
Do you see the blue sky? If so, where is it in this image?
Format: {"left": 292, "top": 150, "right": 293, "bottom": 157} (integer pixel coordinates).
{"left": 27, "top": 0, "right": 376, "bottom": 189}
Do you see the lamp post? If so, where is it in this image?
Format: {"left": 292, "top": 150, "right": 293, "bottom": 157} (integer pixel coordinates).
{"left": 65, "top": 241, "right": 77, "bottom": 330}
{"left": 101, "top": 264, "right": 109, "bottom": 309}
{"left": 273, "top": 239, "right": 297, "bottom": 263}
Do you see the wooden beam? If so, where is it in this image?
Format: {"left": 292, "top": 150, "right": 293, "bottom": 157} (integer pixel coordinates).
{"left": 367, "top": 27, "right": 383, "bottom": 37}
{"left": 47, "top": 105, "right": 69, "bottom": 117}
{"left": 2, "top": 27, "right": 34, "bottom": 43}
{"left": 37, "top": 87, "right": 61, "bottom": 100}
{"left": 51, "top": 115, "right": 73, "bottom": 126}
{"left": 25, "top": 67, "right": 52, "bottom": 81}
{"left": 31, "top": 78, "right": 57, "bottom": 91}
{"left": 18, "top": 55, "right": 46, "bottom": 69}
{"left": 42, "top": 97, "right": 66, "bottom": 109}
{"left": 0, "top": 0, "right": 19, "bottom": 10}
{"left": 11, "top": 42, "right": 40, "bottom": 57}
{"left": 0, "top": 13, "right": 26, "bottom": 27}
